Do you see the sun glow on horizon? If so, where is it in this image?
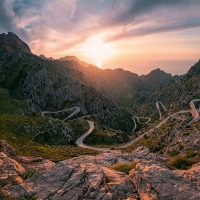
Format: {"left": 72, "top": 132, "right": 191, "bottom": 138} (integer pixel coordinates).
{"left": 82, "top": 37, "right": 114, "bottom": 68}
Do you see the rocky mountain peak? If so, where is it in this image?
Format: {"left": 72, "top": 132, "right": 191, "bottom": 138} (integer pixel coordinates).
{"left": 186, "top": 59, "right": 200, "bottom": 76}
{"left": 145, "top": 68, "right": 171, "bottom": 77}
{"left": 58, "top": 55, "right": 91, "bottom": 67}
{"left": 140, "top": 67, "right": 175, "bottom": 89}
{"left": 39, "top": 54, "right": 55, "bottom": 60}
{"left": 0, "top": 32, "right": 31, "bottom": 54}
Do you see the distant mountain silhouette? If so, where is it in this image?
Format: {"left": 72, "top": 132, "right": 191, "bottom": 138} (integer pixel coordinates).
{"left": 58, "top": 55, "right": 91, "bottom": 67}
{"left": 39, "top": 54, "right": 55, "bottom": 60}
{"left": 140, "top": 68, "right": 181, "bottom": 90}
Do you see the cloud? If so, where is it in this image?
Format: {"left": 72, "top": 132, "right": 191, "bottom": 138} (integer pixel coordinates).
{"left": 0, "top": 0, "right": 200, "bottom": 57}
{"left": 0, "top": 0, "right": 39, "bottom": 40}
{"left": 105, "top": 13, "right": 200, "bottom": 42}
{"left": 104, "top": 0, "right": 200, "bottom": 26}
{"left": 0, "top": 0, "right": 16, "bottom": 30}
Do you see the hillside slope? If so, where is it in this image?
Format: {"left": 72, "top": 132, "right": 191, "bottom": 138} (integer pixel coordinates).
{"left": 138, "top": 60, "right": 200, "bottom": 117}
{"left": 0, "top": 32, "right": 133, "bottom": 131}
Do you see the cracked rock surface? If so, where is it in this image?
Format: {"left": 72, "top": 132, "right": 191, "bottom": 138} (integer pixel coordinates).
{"left": 2, "top": 146, "right": 200, "bottom": 200}
{"left": 130, "top": 160, "right": 200, "bottom": 200}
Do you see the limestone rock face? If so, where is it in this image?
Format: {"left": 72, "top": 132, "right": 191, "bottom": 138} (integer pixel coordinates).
{"left": 19, "top": 62, "right": 132, "bottom": 131}
{"left": 174, "top": 162, "right": 200, "bottom": 190}
{"left": 0, "top": 154, "right": 25, "bottom": 185}
{"left": 130, "top": 160, "right": 200, "bottom": 200}
{"left": 2, "top": 146, "right": 200, "bottom": 200}
{"left": 4, "top": 159, "right": 138, "bottom": 200}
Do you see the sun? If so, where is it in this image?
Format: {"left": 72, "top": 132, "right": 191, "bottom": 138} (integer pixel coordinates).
{"left": 83, "top": 37, "right": 113, "bottom": 68}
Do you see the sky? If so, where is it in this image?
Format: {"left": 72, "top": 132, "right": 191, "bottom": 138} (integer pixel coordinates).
{"left": 0, "top": 0, "right": 200, "bottom": 75}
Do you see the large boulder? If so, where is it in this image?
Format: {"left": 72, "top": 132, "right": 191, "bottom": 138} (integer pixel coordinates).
{"left": 3, "top": 160, "right": 138, "bottom": 200}
{"left": 0, "top": 153, "right": 25, "bottom": 185}
{"left": 130, "top": 160, "right": 200, "bottom": 200}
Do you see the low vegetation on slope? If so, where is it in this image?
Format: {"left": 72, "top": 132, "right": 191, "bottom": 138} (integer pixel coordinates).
{"left": 121, "top": 112, "right": 200, "bottom": 169}
{"left": 138, "top": 60, "right": 200, "bottom": 117}
{"left": 0, "top": 88, "right": 98, "bottom": 161}
{"left": 109, "top": 162, "right": 138, "bottom": 174}
{"left": 83, "top": 115, "right": 130, "bottom": 147}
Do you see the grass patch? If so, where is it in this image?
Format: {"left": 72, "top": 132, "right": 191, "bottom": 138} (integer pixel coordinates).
{"left": 169, "top": 150, "right": 180, "bottom": 157}
{"left": 66, "top": 119, "right": 89, "bottom": 139}
{"left": 21, "top": 170, "right": 37, "bottom": 180}
{"left": 0, "top": 114, "right": 98, "bottom": 161}
{"left": 186, "top": 150, "right": 198, "bottom": 158}
{"left": 0, "top": 88, "right": 29, "bottom": 115}
{"left": 0, "top": 179, "right": 7, "bottom": 189}
{"left": 84, "top": 129, "right": 120, "bottom": 146}
{"left": 17, "top": 143, "right": 98, "bottom": 161}
{"left": 169, "top": 156, "right": 199, "bottom": 170}
{"left": 0, "top": 88, "right": 98, "bottom": 161}
{"left": 109, "top": 162, "right": 138, "bottom": 174}
{"left": 121, "top": 133, "right": 160, "bottom": 153}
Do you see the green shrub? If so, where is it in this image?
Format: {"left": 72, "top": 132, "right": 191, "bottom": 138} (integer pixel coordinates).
{"left": 21, "top": 170, "right": 37, "bottom": 180}
{"left": 84, "top": 129, "right": 119, "bottom": 146}
{"left": 169, "top": 150, "right": 180, "bottom": 157}
{"left": 143, "top": 134, "right": 148, "bottom": 139}
{"left": 110, "top": 162, "right": 138, "bottom": 174}
{"left": 183, "top": 131, "right": 190, "bottom": 136}
{"left": 186, "top": 150, "right": 198, "bottom": 158}
{"left": 179, "top": 145, "right": 184, "bottom": 150}
{"left": 0, "top": 179, "right": 7, "bottom": 189}
{"left": 170, "top": 156, "right": 198, "bottom": 170}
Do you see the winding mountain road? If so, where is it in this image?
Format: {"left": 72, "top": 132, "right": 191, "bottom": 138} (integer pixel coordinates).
{"left": 156, "top": 101, "right": 167, "bottom": 120}
{"left": 132, "top": 116, "right": 151, "bottom": 132}
{"left": 75, "top": 99, "right": 200, "bottom": 151}
{"left": 190, "top": 99, "right": 200, "bottom": 118}
{"left": 76, "top": 110, "right": 191, "bottom": 151}
{"left": 41, "top": 107, "right": 80, "bottom": 121}
{"left": 40, "top": 100, "right": 199, "bottom": 152}
{"left": 75, "top": 120, "right": 110, "bottom": 151}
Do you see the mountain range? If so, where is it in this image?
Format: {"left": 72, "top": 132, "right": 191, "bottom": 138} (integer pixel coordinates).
{"left": 0, "top": 32, "right": 200, "bottom": 199}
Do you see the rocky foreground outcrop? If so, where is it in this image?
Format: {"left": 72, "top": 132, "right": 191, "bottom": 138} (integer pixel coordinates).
{"left": 1, "top": 146, "right": 200, "bottom": 200}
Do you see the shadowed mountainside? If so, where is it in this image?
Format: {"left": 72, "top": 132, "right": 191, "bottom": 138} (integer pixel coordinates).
{"left": 139, "top": 60, "right": 200, "bottom": 117}
{"left": 0, "top": 32, "right": 133, "bottom": 131}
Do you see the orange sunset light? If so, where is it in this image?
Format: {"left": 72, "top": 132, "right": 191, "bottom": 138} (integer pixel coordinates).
{"left": 82, "top": 37, "right": 115, "bottom": 68}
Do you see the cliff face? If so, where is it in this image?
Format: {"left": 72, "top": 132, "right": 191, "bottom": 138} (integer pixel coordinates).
{"left": 1, "top": 145, "right": 200, "bottom": 200}
{"left": 20, "top": 62, "right": 132, "bottom": 130}
{"left": 0, "top": 32, "right": 133, "bottom": 131}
